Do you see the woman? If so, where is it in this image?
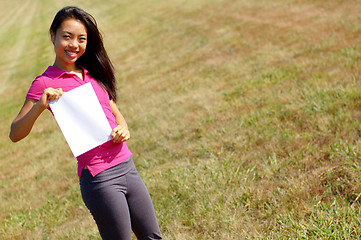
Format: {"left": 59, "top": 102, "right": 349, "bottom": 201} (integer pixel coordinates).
{"left": 9, "top": 6, "right": 162, "bottom": 240}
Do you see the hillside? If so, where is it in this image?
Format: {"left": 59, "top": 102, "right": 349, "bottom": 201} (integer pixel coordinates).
{"left": 1, "top": 0, "right": 361, "bottom": 239}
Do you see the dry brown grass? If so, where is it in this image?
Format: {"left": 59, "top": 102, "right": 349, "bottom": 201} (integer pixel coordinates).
{"left": 1, "top": 0, "right": 361, "bottom": 239}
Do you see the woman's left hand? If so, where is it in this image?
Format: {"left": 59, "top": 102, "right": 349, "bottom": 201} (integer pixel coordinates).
{"left": 111, "top": 125, "right": 130, "bottom": 143}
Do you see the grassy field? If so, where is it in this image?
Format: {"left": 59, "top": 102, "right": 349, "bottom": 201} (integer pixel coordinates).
{"left": 1, "top": 0, "right": 361, "bottom": 239}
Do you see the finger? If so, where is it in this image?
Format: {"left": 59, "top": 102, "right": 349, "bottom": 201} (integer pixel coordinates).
{"left": 47, "top": 94, "right": 55, "bottom": 102}
{"left": 113, "top": 133, "right": 123, "bottom": 143}
{"left": 57, "top": 88, "right": 64, "bottom": 96}
{"left": 124, "top": 131, "right": 130, "bottom": 141}
{"left": 52, "top": 90, "right": 61, "bottom": 99}
{"left": 48, "top": 94, "right": 58, "bottom": 103}
{"left": 111, "top": 126, "right": 121, "bottom": 138}
{"left": 113, "top": 130, "right": 128, "bottom": 143}
{"left": 111, "top": 126, "right": 130, "bottom": 143}
{"left": 119, "top": 130, "right": 130, "bottom": 142}
{"left": 48, "top": 89, "right": 62, "bottom": 102}
{"left": 111, "top": 130, "right": 121, "bottom": 142}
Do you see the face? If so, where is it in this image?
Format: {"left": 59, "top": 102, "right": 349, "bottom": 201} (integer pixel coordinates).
{"left": 51, "top": 18, "right": 87, "bottom": 71}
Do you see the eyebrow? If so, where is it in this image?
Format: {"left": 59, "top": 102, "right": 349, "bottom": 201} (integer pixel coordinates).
{"left": 62, "top": 31, "right": 87, "bottom": 36}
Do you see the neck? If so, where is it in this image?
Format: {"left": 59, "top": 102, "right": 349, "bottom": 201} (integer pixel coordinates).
{"left": 53, "top": 59, "right": 78, "bottom": 73}
{"left": 53, "top": 59, "right": 83, "bottom": 80}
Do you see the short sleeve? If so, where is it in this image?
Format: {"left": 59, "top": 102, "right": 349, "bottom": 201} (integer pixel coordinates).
{"left": 26, "top": 77, "right": 46, "bottom": 100}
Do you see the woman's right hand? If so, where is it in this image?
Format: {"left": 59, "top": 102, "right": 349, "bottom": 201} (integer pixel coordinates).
{"left": 38, "top": 87, "right": 64, "bottom": 109}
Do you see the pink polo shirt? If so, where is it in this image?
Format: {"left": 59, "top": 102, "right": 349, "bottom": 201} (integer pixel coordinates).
{"left": 26, "top": 66, "right": 132, "bottom": 177}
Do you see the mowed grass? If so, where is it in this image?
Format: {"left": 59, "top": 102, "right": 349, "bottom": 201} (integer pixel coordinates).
{"left": 1, "top": 0, "right": 361, "bottom": 239}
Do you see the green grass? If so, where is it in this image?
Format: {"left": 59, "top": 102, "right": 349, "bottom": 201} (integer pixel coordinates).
{"left": 1, "top": 0, "right": 361, "bottom": 239}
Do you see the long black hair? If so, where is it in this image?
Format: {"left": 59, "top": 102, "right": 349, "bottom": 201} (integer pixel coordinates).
{"left": 50, "top": 6, "right": 117, "bottom": 102}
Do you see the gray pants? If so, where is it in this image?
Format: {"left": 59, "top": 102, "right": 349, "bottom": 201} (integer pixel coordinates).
{"left": 80, "top": 157, "right": 162, "bottom": 240}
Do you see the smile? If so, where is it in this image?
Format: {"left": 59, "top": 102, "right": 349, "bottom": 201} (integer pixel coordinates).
{"left": 66, "top": 50, "right": 78, "bottom": 56}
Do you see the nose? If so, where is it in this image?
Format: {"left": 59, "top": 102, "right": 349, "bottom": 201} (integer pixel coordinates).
{"left": 69, "top": 39, "right": 78, "bottom": 48}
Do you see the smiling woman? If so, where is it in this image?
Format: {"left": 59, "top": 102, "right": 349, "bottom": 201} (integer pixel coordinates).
{"left": 9, "top": 6, "right": 162, "bottom": 240}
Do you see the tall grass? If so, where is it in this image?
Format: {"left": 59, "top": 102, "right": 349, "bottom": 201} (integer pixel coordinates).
{"left": 1, "top": 0, "right": 361, "bottom": 239}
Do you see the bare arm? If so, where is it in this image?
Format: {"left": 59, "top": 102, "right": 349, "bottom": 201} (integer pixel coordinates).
{"left": 9, "top": 88, "right": 63, "bottom": 142}
{"left": 109, "top": 100, "right": 130, "bottom": 143}
{"left": 9, "top": 98, "right": 46, "bottom": 142}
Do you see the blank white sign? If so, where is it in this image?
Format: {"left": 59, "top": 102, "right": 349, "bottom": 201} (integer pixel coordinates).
{"left": 49, "top": 83, "right": 112, "bottom": 157}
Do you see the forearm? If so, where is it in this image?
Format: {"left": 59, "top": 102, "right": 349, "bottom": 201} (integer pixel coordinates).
{"left": 10, "top": 88, "right": 63, "bottom": 142}
{"left": 9, "top": 102, "right": 45, "bottom": 142}
{"left": 115, "top": 112, "right": 128, "bottom": 129}
{"left": 109, "top": 100, "right": 130, "bottom": 142}
{"left": 109, "top": 100, "right": 128, "bottom": 129}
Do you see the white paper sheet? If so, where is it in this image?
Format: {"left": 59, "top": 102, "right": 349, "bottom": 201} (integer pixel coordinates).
{"left": 49, "top": 82, "right": 112, "bottom": 157}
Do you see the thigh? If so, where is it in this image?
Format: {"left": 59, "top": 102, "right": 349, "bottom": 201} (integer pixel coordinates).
{"left": 126, "top": 168, "right": 162, "bottom": 240}
{"left": 80, "top": 172, "right": 132, "bottom": 240}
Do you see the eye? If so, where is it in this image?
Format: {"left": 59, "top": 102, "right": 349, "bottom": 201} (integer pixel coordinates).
{"left": 79, "top": 37, "right": 87, "bottom": 42}
{"left": 63, "top": 35, "right": 70, "bottom": 39}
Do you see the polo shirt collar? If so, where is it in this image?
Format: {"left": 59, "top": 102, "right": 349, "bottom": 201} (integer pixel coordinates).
{"left": 43, "top": 65, "right": 89, "bottom": 79}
